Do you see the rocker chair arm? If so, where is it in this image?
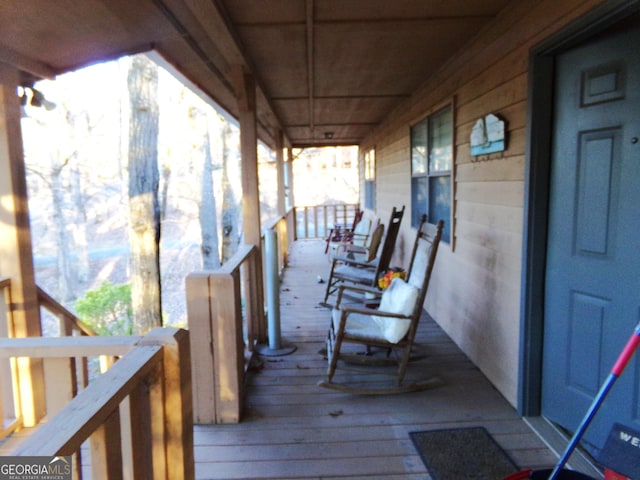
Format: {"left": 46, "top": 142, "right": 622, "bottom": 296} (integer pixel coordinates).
{"left": 335, "top": 284, "right": 381, "bottom": 307}
{"left": 331, "top": 255, "right": 376, "bottom": 269}
{"left": 337, "top": 284, "right": 380, "bottom": 296}
{"left": 339, "top": 305, "right": 411, "bottom": 320}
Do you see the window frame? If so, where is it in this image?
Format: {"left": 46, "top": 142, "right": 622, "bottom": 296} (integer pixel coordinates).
{"left": 363, "top": 148, "right": 376, "bottom": 211}
{"left": 410, "top": 103, "right": 453, "bottom": 244}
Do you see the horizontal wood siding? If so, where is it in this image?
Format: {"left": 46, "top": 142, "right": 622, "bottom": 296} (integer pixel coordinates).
{"left": 361, "top": 0, "right": 606, "bottom": 405}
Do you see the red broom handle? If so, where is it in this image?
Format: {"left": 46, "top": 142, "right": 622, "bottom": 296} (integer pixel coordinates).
{"left": 549, "top": 321, "right": 640, "bottom": 480}
{"left": 612, "top": 323, "right": 640, "bottom": 376}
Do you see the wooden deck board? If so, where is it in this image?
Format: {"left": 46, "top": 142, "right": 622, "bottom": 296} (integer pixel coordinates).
{"left": 193, "top": 239, "right": 563, "bottom": 479}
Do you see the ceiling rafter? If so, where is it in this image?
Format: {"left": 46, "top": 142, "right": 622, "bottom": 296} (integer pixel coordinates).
{"left": 305, "top": 0, "right": 315, "bottom": 136}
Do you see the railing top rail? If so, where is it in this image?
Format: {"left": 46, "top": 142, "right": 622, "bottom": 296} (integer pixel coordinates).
{"left": 293, "top": 203, "right": 359, "bottom": 208}
{"left": 0, "top": 335, "right": 141, "bottom": 358}
{"left": 13, "top": 344, "right": 164, "bottom": 456}
{"left": 215, "top": 243, "right": 256, "bottom": 275}
{"left": 0, "top": 277, "right": 10, "bottom": 289}
{"left": 263, "top": 215, "right": 286, "bottom": 232}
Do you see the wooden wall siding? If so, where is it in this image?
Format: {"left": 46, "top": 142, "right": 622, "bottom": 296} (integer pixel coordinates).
{"left": 362, "top": 0, "right": 606, "bottom": 406}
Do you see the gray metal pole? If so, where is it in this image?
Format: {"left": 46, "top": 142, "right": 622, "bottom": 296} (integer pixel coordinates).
{"left": 264, "top": 229, "right": 281, "bottom": 350}
{"left": 255, "top": 229, "right": 296, "bottom": 356}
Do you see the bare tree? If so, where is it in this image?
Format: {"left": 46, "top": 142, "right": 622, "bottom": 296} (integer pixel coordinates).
{"left": 194, "top": 107, "right": 220, "bottom": 270}
{"left": 67, "top": 109, "right": 91, "bottom": 283}
{"left": 127, "top": 54, "right": 162, "bottom": 335}
{"left": 221, "top": 120, "right": 241, "bottom": 262}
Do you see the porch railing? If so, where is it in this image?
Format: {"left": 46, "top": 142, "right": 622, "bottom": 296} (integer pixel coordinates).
{"left": 0, "top": 328, "right": 194, "bottom": 480}
{"left": 186, "top": 209, "right": 294, "bottom": 425}
{"left": 186, "top": 244, "right": 265, "bottom": 424}
{"left": 0, "top": 277, "right": 20, "bottom": 440}
{"left": 294, "top": 203, "right": 360, "bottom": 239}
{"left": 1, "top": 278, "right": 99, "bottom": 441}
{"left": 37, "top": 286, "right": 97, "bottom": 337}
{"left": 263, "top": 208, "right": 296, "bottom": 275}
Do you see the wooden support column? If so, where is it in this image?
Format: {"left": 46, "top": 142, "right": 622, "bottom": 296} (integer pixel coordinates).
{"left": 232, "top": 65, "right": 261, "bottom": 247}
{"left": 0, "top": 64, "right": 45, "bottom": 426}
{"left": 286, "top": 148, "right": 295, "bottom": 211}
{"left": 286, "top": 148, "right": 296, "bottom": 241}
{"left": 275, "top": 130, "right": 286, "bottom": 216}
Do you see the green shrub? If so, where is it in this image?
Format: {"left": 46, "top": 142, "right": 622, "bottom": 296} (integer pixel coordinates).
{"left": 75, "top": 281, "right": 133, "bottom": 336}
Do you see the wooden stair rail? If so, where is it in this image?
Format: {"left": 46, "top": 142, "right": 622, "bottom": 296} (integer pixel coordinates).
{"left": 1, "top": 328, "right": 194, "bottom": 480}
{"left": 36, "top": 286, "right": 97, "bottom": 337}
{"left": 0, "top": 281, "right": 98, "bottom": 437}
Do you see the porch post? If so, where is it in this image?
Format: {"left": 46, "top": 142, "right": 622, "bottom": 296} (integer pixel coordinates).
{"left": 232, "top": 65, "right": 261, "bottom": 247}
{"left": 0, "top": 64, "right": 46, "bottom": 426}
{"left": 275, "top": 129, "right": 286, "bottom": 216}
{"left": 285, "top": 147, "right": 295, "bottom": 211}
{"left": 232, "top": 66, "right": 266, "bottom": 343}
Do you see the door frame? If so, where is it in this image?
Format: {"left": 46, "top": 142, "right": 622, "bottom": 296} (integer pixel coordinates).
{"left": 518, "top": 0, "right": 640, "bottom": 416}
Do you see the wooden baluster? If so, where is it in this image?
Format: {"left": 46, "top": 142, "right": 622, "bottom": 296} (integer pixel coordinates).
{"left": 90, "top": 408, "right": 123, "bottom": 480}
{"left": 43, "top": 357, "right": 75, "bottom": 418}
{"left": 140, "top": 328, "right": 194, "bottom": 480}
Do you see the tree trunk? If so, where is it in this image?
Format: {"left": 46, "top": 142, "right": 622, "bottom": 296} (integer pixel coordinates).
{"left": 70, "top": 161, "right": 90, "bottom": 283}
{"left": 127, "top": 54, "right": 162, "bottom": 335}
{"left": 68, "top": 109, "right": 92, "bottom": 284}
{"left": 221, "top": 120, "right": 240, "bottom": 263}
{"left": 50, "top": 158, "right": 73, "bottom": 302}
{"left": 198, "top": 114, "right": 220, "bottom": 269}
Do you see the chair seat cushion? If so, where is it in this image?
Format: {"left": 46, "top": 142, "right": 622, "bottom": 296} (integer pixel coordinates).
{"left": 332, "top": 309, "right": 387, "bottom": 342}
{"left": 332, "top": 278, "right": 419, "bottom": 344}
{"left": 374, "top": 278, "right": 418, "bottom": 342}
{"left": 333, "top": 262, "right": 376, "bottom": 284}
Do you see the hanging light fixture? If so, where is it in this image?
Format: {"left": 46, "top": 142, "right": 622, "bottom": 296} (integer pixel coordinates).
{"left": 30, "top": 87, "right": 56, "bottom": 110}
{"left": 17, "top": 85, "right": 56, "bottom": 110}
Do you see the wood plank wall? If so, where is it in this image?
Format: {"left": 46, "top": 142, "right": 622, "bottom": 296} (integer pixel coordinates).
{"left": 360, "top": 0, "right": 606, "bottom": 406}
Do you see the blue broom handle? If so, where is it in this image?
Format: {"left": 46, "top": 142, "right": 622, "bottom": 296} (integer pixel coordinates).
{"left": 548, "top": 321, "right": 640, "bottom": 480}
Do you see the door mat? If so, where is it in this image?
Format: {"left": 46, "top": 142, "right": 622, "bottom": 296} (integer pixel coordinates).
{"left": 409, "top": 426, "right": 518, "bottom": 480}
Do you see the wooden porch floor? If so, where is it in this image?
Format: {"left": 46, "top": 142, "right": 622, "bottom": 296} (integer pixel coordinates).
{"left": 193, "top": 239, "right": 563, "bottom": 480}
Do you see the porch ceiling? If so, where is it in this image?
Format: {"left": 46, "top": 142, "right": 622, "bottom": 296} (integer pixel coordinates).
{"left": 0, "top": 0, "right": 511, "bottom": 149}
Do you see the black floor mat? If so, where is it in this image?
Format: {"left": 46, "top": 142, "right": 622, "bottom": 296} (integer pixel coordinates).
{"left": 409, "top": 426, "right": 518, "bottom": 480}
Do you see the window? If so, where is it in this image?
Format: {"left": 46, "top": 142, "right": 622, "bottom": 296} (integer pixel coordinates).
{"left": 410, "top": 105, "right": 452, "bottom": 242}
{"left": 364, "top": 148, "right": 375, "bottom": 210}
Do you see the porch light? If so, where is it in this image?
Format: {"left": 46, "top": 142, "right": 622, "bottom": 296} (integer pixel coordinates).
{"left": 29, "top": 88, "right": 56, "bottom": 110}
{"left": 17, "top": 85, "right": 56, "bottom": 110}
{"left": 324, "top": 131, "right": 334, "bottom": 139}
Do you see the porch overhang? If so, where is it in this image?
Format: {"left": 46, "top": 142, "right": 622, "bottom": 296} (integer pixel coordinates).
{"left": 0, "top": 0, "right": 511, "bottom": 149}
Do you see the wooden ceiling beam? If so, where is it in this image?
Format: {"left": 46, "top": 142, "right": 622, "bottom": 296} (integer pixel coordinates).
{"left": 305, "top": 0, "right": 315, "bottom": 135}
{"left": 0, "top": 46, "right": 56, "bottom": 81}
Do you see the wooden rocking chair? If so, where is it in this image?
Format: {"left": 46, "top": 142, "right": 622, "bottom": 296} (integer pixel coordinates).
{"left": 321, "top": 206, "right": 404, "bottom": 306}
{"left": 318, "top": 215, "right": 444, "bottom": 394}
{"left": 333, "top": 220, "right": 384, "bottom": 264}
{"left": 323, "top": 209, "right": 364, "bottom": 253}
{"left": 326, "top": 215, "right": 375, "bottom": 261}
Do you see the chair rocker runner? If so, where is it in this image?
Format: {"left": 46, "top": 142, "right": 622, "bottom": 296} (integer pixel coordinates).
{"left": 318, "top": 215, "right": 444, "bottom": 394}
{"left": 321, "top": 206, "right": 404, "bottom": 306}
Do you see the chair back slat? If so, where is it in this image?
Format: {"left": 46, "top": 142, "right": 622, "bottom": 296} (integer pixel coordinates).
{"left": 406, "top": 214, "right": 444, "bottom": 330}
{"left": 364, "top": 223, "right": 385, "bottom": 262}
{"left": 374, "top": 206, "right": 405, "bottom": 278}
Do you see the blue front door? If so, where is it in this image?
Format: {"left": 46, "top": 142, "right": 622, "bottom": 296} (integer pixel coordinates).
{"left": 542, "top": 20, "right": 640, "bottom": 455}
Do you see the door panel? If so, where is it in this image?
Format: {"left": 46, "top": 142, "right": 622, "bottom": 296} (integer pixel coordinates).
{"left": 542, "top": 21, "right": 640, "bottom": 455}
